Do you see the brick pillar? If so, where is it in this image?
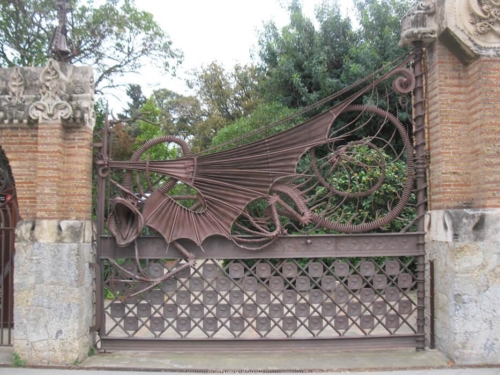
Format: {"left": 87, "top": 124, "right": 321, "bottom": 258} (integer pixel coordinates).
{"left": 0, "top": 60, "right": 96, "bottom": 364}
{"left": 401, "top": 0, "right": 500, "bottom": 365}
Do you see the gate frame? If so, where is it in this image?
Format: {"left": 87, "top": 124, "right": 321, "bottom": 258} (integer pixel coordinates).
{"left": 93, "top": 48, "right": 428, "bottom": 352}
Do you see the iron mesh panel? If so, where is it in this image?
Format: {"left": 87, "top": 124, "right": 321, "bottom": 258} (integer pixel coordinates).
{"left": 102, "top": 256, "right": 419, "bottom": 340}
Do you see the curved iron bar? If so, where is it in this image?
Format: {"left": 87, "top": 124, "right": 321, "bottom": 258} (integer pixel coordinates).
{"left": 308, "top": 105, "right": 414, "bottom": 233}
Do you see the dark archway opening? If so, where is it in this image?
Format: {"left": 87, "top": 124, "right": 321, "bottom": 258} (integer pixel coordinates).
{"left": 0, "top": 146, "right": 18, "bottom": 345}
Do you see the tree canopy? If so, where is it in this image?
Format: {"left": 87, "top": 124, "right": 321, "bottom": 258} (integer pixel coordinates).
{"left": 0, "top": 0, "right": 182, "bottom": 92}
{"left": 257, "top": 0, "right": 411, "bottom": 110}
{"left": 257, "top": 0, "right": 356, "bottom": 108}
{"left": 186, "top": 62, "right": 262, "bottom": 152}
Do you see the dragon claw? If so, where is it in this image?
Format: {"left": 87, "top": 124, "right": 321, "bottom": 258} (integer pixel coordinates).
{"left": 299, "top": 211, "right": 313, "bottom": 226}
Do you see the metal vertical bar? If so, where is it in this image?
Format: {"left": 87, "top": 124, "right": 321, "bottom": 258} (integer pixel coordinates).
{"left": 6, "top": 204, "right": 11, "bottom": 346}
{"left": 429, "top": 260, "right": 435, "bottom": 349}
{"left": 412, "top": 42, "right": 427, "bottom": 351}
{"left": 96, "top": 115, "right": 110, "bottom": 337}
{"left": 0, "top": 195, "right": 15, "bottom": 346}
{"left": 89, "top": 262, "right": 102, "bottom": 332}
{"left": 0, "top": 211, "right": 4, "bottom": 346}
{"left": 96, "top": 116, "right": 109, "bottom": 258}
{"left": 7, "top": 203, "right": 12, "bottom": 346}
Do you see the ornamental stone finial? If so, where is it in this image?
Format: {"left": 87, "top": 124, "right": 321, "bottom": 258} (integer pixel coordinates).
{"left": 399, "top": 1, "right": 438, "bottom": 47}
{"left": 6, "top": 67, "right": 25, "bottom": 106}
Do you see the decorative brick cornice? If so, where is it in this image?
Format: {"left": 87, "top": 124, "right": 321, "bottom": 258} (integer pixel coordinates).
{"left": 468, "top": 0, "right": 500, "bottom": 38}
{"left": 0, "top": 59, "right": 95, "bottom": 127}
{"left": 28, "top": 59, "right": 73, "bottom": 122}
{"left": 430, "top": 0, "right": 500, "bottom": 64}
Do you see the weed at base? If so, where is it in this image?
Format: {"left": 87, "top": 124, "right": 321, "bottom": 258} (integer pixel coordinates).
{"left": 13, "top": 352, "right": 27, "bottom": 367}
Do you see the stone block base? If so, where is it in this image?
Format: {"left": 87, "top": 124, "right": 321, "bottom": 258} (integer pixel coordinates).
{"left": 426, "top": 209, "right": 500, "bottom": 364}
{"left": 13, "top": 220, "right": 93, "bottom": 365}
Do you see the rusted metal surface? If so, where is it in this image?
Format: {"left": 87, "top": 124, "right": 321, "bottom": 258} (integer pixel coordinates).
{"left": 51, "top": 0, "right": 73, "bottom": 61}
{"left": 412, "top": 43, "right": 428, "bottom": 351}
{"left": 101, "top": 335, "right": 421, "bottom": 351}
{"left": 94, "top": 52, "right": 427, "bottom": 350}
{"left": 0, "top": 157, "right": 18, "bottom": 346}
{"left": 429, "top": 259, "right": 436, "bottom": 349}
{"left": 90, "top": 262, "right": 102, "bottom": 333}
{"left": 100, "top": 256, "right": 421, "bottom": 348}
{"left": 104, "top": 102, "right": 416, "bottom": 249}
{"left": 100, "top": 233, "right": 424, "bottom": 259}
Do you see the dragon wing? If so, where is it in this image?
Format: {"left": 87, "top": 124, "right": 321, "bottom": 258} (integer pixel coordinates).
{"left": 142, "top": 109, "right": 336, "bottom": 246}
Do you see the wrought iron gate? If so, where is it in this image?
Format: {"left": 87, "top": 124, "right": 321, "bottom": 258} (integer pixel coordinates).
{"left": 0, "top": 151, "right": 17, "bottom": 346}
{"left": 94, "top": 49, "right": 427, "bottom": 351}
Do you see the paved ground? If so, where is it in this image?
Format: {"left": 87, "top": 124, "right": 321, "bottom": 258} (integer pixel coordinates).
{"left": 1, "top": 369, "right": 500, "bottom": 375}
{"left": 0, "top": 346, "right": 499, "bottom": 375}
{"left": 80, "top": 348, "right": 451, "bottom": 371}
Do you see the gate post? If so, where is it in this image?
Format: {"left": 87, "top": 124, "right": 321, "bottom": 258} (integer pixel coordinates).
{"left": 0, "top": 60, "right": 95, "bottom": 364}
{"left": 402, "top": 0, "right": 500, "bottom": 365}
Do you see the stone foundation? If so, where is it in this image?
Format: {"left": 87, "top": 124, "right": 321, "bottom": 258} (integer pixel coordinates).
{"left": 14, "top": 219, "right": 93, "bottom": 365}
{"left": 426, "top": 209, "right": 500, "bottom": 364}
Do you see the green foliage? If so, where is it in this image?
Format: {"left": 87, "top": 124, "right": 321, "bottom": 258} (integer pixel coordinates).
{"left": 104, "top": 287, "right": 116, "bottom": 300}
{"left": 342, "top": 0, "right": 412, "bottom": 118}
{"left": 134, "top": 98, "right": 172, "bottom": 161}
{"left": 307, "top": 144, "right": 416, "bottom": 233}
{"left": 117, "top": 88, "right": 200, "bottom": 161}
{"left": 110, "top": 122, "right": 135, "bottom": 161}
{"left": 103, "top": 259, "right": 123, "bottom": 300}
{"left": 88, "top": 346, "right": 96, "bottom": 357}
{"left": 210, "top": 102, "right": 303, "bottom": 151}
{"left": 187, "top": 62, "right": 262, "bottom": 152}
{"left": 120, "top": 84, "right": 147, "bottom": 119}
{"left": 188, "top": 62, "right": 261, "bottom": 121}
{"left": 257, "top": 0, "right": 412, "bottom": 119}
{"left": 257, "top": 0, "right": 356, "bottom": 108}
{"left": 148, "top": 89, "right": 203, "bottom": 142}
{"left": 350, "top": 0, "right": 411, "bottom": 69}
{"left": 13, "top": 352, "right": 27, "bottom": 367}
{"left": 0, "top": 0, "right": 182, "bottom": 92}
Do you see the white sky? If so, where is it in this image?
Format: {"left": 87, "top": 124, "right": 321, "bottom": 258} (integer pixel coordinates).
{"left": 107, "top": 0, "right": 354, "bottom": 110}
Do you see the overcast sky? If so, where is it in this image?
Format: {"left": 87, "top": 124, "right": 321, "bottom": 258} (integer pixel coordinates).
{"left": 107, "top": 0, "right": 354, "bottom": 109}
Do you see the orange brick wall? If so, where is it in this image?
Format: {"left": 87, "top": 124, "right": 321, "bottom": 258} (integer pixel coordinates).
{"left": 62, "top": 125, "right": 95, "bottom": 219}
{"left": 468, "top": 58, "right": 500, "bottom": 208}
{"left": 426, "top": 42, "right": 500, "bottom": 210}
{"left": 1, "top": 122, "right": 94, "bottom": 220}
{"left": 35, "top": 122, "right": 65, "bottom": 219}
